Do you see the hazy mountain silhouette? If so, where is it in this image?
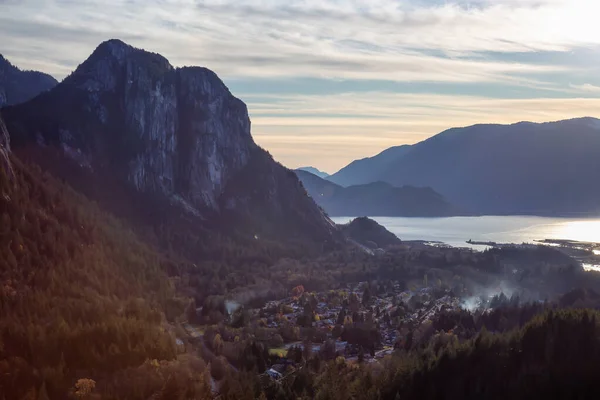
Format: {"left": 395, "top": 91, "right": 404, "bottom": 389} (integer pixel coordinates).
{"left": 297, "top": 166, "right": 329, "bottom": 178}
{"left": 295, "top": 169, "right": 459, "bottom": 217}
{"left": 330, "top": 118, "right": 600, "bottom": 215}
{"left": 328, "top": 145, "right": 411, "bottom": 187}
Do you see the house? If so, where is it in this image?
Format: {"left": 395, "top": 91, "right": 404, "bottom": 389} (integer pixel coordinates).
{"left": 266, "top": 368, "right": 283, "bottom": 380}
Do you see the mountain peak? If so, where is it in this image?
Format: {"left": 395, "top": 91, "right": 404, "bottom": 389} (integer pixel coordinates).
{"left": 93, "top": 38, "right": 135, "bottom": 59}
{"left": 65, "top": 38, "right": 172, "bottom": 92}
{"left": 297, "top": 166, "right": 329, "bottom": 178}
{"left": 91, "top": 39, "right": 170, "bottom": 65}
{"left": 99, "top": 38, "right": 129, "bottom": 48}
{"left": 90, "top": 39, "right": 170, "bottom": 67}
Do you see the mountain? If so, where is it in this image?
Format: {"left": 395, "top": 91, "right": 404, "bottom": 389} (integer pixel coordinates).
{"left": 297, "top": 166, "right": 329, "bottom": 178}
{"left": 381, "top": 118, "right": 600, "bottom": 215}
{"left": 0, "top": 41, "right": 340, "bottom": 398}
{"left": 338, "top": 217, "right": 401, "bottom": 249}
{"left": 328, "top": 145, "right": 411, "bottom": 187}
{"left": 295, "top": 169, "right": 458, "bottom": 217}
{"left": 0, "top": 54, "right": 58, "bottom": 106}
{"left": 296, "top": 169, "right": 340, "bottom": 198}
{"left": 332, "top": 118, "right": 600, "bottom": 215}
{"left": 1, "top": 39, "right": 336, "bottom": 243}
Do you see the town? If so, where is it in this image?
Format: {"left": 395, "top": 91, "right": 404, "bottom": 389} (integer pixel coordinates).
{"left": 259, "top": 281, "right": 462, "bottom": 361}
{"left": 177, "top": 239, "right": 589, "bottom": 390}
{"left": 181, "top": 279, "right": 466, "bottom": 383}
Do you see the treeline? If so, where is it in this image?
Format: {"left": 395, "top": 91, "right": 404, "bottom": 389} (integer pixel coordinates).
{"left": 171, "top": 307, "right": 600, "bottom": 399}
{"left": 181, "top": 288, "right": 600, "bottom": 399}
{"left": 243, "top": 309, "right": 600, "bottom": 399}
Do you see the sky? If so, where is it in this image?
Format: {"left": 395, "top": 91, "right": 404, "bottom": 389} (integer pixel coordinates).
{"left": 2, "top": 0, "right": 600, "bottom": 173}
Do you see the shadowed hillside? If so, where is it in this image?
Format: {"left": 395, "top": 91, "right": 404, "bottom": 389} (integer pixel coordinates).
{"left": 296, "top": 169, "right": 460, "bottom": 217}
{"left": 0, "top": 54, "right": 57, "bottom": 107}
{"left": 330, "top": 118, "right": 600, "bottom": 215}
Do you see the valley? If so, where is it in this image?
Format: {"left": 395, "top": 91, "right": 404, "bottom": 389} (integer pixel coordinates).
{"left": 2, "top": 37, "right": 600, "bottom": 400}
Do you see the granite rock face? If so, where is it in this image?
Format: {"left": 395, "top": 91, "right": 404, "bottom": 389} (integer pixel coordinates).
{"left": 0, "top": 116, "right": 12, "bottom": 178}
{"left": 0, "top": 116, "right": 9, "bottom": 152}
{"left": 4, "top": 40, "right": 255, "bottom": 212}
{"left": 1, "top": 40, "right": 337, "bottom": 241}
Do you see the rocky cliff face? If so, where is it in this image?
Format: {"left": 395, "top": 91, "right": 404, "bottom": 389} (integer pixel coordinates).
{"left": 2, "top": 40, "right": 336, "bottom": 241}
{"left": 0, "top": 54, "right": 58, "bottom": 107}
{"left": 0, "top": 116, "right": 12, "bottom": 178}
{"left": 4, "top": 39, "right": 256, "bottom": 212}
{"left": 0, "top": 116, "right": 9, "bottom": 152}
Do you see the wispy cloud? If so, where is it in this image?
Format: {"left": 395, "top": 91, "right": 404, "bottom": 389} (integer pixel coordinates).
{"left": 1, "top": 0, "right": 600, "bottom": 171}
{"left": 569, "top": 83, "right": 600, "bottom": 93}
{"left": 0, "top": 0, "right": 596, "bottom": 83}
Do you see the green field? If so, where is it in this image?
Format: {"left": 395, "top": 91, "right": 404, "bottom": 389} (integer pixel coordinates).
{"left": 269, "top": 347, "right": 288, "bottom": 357}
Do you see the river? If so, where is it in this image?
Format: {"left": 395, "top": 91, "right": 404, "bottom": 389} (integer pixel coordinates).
{"left": 331, "top": 216, "right": 600, "bottom": 249}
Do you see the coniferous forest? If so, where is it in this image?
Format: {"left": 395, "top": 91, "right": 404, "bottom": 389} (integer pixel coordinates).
{"left": 4, "top": 150, "right": 600, "bottom": 399}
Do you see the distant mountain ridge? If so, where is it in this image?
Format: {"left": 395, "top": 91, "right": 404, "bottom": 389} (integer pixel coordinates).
{"left": 330, "top": 117, "right": 600, "bottom": 215}
{"left": 0, "top": 54, "right": 58, "bottom": 107}
{"left": 295, "top": 169, "right": 459, "bottom": 217}
{"left": 328, "top": 145, "right": 411, "bottom": 186}
{"left": 297, "top": 166, "right": 329, "bottom": 178}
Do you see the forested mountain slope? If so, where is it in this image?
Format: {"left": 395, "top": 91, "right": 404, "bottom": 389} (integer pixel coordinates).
{"left": 0, "top": 54, "right": 57, "bottom": 107}
{"left": 0, "top": 145, "right": 195, "bottom": 398}
{"left": 327, "top": 145, "right": 412, "bottom": 187}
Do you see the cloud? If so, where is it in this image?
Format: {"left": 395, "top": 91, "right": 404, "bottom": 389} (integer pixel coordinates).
{"left": 2, "top": 0, "right": 599, "bottom": 172}
{"left": 569, "top": 83, "right": 600, "bottom": 93}
{"left": 0, "top": 0, "right": 595, "bottom": 84}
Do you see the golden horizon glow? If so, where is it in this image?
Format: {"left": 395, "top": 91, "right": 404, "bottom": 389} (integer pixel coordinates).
{"left": 250, "top": 95, "right": 600, "bottom": 172}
